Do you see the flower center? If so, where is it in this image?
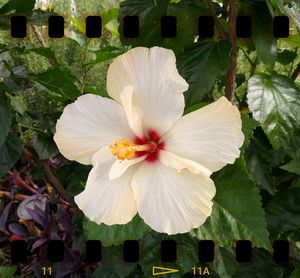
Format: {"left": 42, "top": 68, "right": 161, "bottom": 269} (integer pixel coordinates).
{"left": 109, "top": 129, "right": 165, "bottom": 162}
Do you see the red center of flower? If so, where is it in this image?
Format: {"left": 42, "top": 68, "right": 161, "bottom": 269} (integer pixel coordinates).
{"left": 134, "top": 129, "right": 165, "bottom": 163}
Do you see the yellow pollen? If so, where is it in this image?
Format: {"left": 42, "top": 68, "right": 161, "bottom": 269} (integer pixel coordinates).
{"left": 109, "top": 138, "right": 150, "bottom": 160}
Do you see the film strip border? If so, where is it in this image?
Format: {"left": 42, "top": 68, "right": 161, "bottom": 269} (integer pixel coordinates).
{"left": 9, "top": 15, "right": 290, "bottom": 39}
{"left": 10, "top": 239, "right": 289, "bottom": 264}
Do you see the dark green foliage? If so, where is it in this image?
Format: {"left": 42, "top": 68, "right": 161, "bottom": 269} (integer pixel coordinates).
{"left": 239, "top": 0, "right": 277, "bottom": 68}
{"left": 0, "top": 96, "right": 12, "bottom": 146}
{"left": 31, "top": 133, "right": 59, "bottom": 160}
{"left": 193, "top": 158, "right": 271, "bottom": 251}
{"left": 178, "top": 40, "right": 231, "bottom": 105}
{"left": 83, "top": 215, "right": 151, "bottom": 247}
{"left": 119, "top": 0, "right": 208, "bottom": 54}
{"left": 266, "top": 188, "right": 300, "bottom": 233}
{"left": 30, "top": 68, "right": 81, "bottom": 101}
{"left": 0, "top": 133, "right": 21, "bottom": 178}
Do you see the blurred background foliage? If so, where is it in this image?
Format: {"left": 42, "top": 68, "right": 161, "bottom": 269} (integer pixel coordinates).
{"left": 0, "top": 0, "right": 300, "bottom": 277}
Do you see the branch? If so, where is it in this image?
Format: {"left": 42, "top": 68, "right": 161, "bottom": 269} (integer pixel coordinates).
{"left": 206, "top": 0, "right": 228, "bottom": 40}
{"left": 291, "top": 62, "right": 300, "bottom": 81}
{"left": 30, "top": 24, "right": 47, "bottom": 47}
{"left": 222, "top": 0, "right": 229, "bottom": 17}
{"left": 30, "top": 24, "right": 55, "bottom": 66}
{"left": 225, "top": 0, "right": 239, "bottom": 102}
{"left": 43, "top": 160, "right": 78, "bottom": 210}
{"left": 0, "top": 191, "right": 29, "bottom": 201}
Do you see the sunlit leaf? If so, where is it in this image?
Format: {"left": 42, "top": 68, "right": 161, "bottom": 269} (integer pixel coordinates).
{"left": 247, "top": 74, "right": 300, "bottom": 152}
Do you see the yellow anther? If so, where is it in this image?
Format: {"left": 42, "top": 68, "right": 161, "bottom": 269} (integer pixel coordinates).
{"left": 109, "top": 139, "right": 137, "bottom": 160}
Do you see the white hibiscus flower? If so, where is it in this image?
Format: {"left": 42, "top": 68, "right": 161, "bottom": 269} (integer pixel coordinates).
{"left": 53, "top": 46, "right": 244, "bottom": 235}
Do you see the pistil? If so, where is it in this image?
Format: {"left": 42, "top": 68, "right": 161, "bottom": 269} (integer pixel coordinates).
{"left": 109, "top": 138, "right": 151, "bottom": 160}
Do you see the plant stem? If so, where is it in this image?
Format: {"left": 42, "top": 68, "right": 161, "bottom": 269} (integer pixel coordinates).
{"left": 30, "top": 24, "right": 56, "bottom": 66}
{"left": 239, "top": 47, "right": 254, "bottom": 67}
{"left": 0, "top": 191, "right": 29, "bottom": 201}
{"left": 225, "top": 0, "right": 238, "bottom": 102}
{"left": 206, "top": 0, "right": 228, "bottom": 40}
{"left": 30, "top": 24, "right": 47, "bottom": 47}
{"left": 249, "top": 57, "right": 258, "bottom": 77}
{"left": 291, "top": 62, "right": 300, "bottom": 81}
{"left": 43, "top": 160, "right": 78, "bottom": 210}
{"left": 222, "top": 0, "right": 229, "bottom": 17}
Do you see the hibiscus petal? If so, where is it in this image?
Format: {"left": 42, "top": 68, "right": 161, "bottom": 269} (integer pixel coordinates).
{"left": 109, "top": 155, "right": 146, "bottom": 181}
{"left": 107, "top": 47, "right": 188, "bottom": 135}
{"left": 74, "top": 147, "right": 138, "bottom": 225}
{"left": 162, "top": 96, "right": 244, "bottom": 172}
{"left": 54, "top": 94, "right": 134, "bottom": 165}
{"left": 159, "top": 150, "right": 212, "bottom": 176}
{"left": 131, "top": 161, "right": 216, "bottom": 235}
{"left": 120, "top": 86, "right": 144, "bottom": 137}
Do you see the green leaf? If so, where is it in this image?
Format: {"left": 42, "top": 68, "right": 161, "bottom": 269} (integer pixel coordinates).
{"left": 244, "top": 128, "right": 285, "bottom": 195}
{"left": 119, "top": 0, "right": 207, "bottom": 54}
{"left": 283, "top": 2, "right": 300, "bottom": 30}
{"left": 266, "top": 187, "right": 300, "bottom": 233}
{"left": 177, "top": 40, "right": 231, "bottom": 105}
{"left": 70, "top": 17, "right": 86, "bottom": 33}
{"left": 0, "top": 0, "right": 35, "bottom": 14}
{"left": 291, "top": 266, "right": 300, "bottom": 278}
{"left": 247, "top": 74, "right": 300, "bottom": 152}
{"left": 269, "top": 0, "right": 300, "bottom": 29}
{"left": 31, "top": 134, "right": 59, "bottom": 160}
{"left": 83, "top": 215, "right": 151, "bottom": 247}
{"left": 240, "top": 1, "right": 276, "bottom": 68}
{"left": 183, "top": 102, "right": 207, "bottom": 115}
{"left": 140, "top": 232, "right": 198, "bottom": 277}
{"left": 30, "top": 68, "right": 81, "bottom": 101}
{"left": 56, "top": 163, "right": 90, "bottom": 197}
{"left": 0, "top": 265, "right": 18, "bottom": 277}
{"left": 283, "top": 35, "right": 300, "bottom": 48}
{"left": 0, "top": 96, "right": 12, "bottom": 146}
{"left": 102, "top": 8, "right": 119, "bottom": 26}
{"left": 27, "top": 48, "right": 57, "bottom": 63}
{"left": 211, "top": 247, "right": 237, "bottom": 278}
{"left": 7, "top": 94, "right": 27, "bottom": 115}
{"left": 91, "top": 245, "right": 136, "bottom": 278}
{"left": 192, "top": 157, "right": 271, "bottom": 251}
{"left": 277, "top": 49, "right": 297, "bottom": 66}
{"left": 28, "top": 9, "right": 57, "bottom": 26}
{"left": 0, "top": 133, "right": 21, "bottom": 178}
{"left": 241, "top": 113, "right": 258, "bottom": 151}
{"left": 232, "top": 248, "right": 292, "bottom": 278}
{"left": 85, "top": 47, "right": 125, "bottom": 66}
{"left": 280, "top": 155, "right": 300, "bottom": 175}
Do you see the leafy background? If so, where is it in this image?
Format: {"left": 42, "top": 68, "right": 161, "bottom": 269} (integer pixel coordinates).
{"left": 0, "top": 0, "right": 300, "bottom": 277}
